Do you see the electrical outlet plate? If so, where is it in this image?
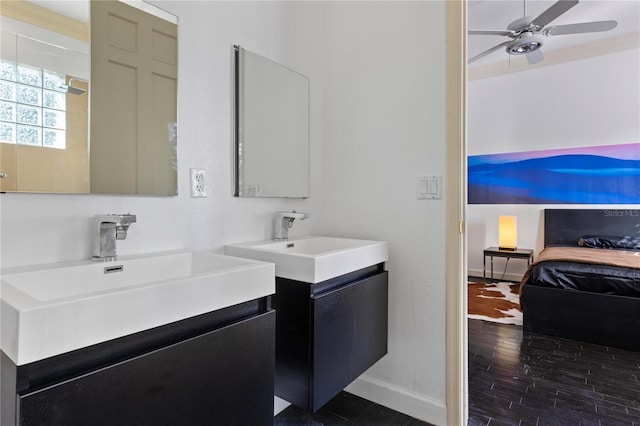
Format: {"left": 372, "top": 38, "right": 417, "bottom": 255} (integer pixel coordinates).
{"left": 190, "top": 168, "right": 207, "bottom": 198}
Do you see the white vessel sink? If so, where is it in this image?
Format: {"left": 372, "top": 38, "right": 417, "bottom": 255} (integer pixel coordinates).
{"left": 1, "top": 250, "right": 274, "bottom": 365}
{"left": 225, "top": 236, "right": 388, "bottom": 283}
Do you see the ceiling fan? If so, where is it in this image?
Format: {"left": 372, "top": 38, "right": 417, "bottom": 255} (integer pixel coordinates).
{"left": 468, "top": 0, "right": 618, "bottom": 65}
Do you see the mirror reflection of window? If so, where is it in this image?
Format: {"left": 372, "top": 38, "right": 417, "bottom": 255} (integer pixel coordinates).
{"left": 1, "top": 61, "right": 68, "bottom": 149}
{"left": 0, "top": 25, "right": 89, "bottom": 193}
{"left": 0, "top": 0, "right": 177, "bottom": 196}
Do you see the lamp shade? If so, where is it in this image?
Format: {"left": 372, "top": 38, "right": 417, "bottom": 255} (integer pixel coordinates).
{"left": 498, "top": 215, "right": 517, "bottom": 251}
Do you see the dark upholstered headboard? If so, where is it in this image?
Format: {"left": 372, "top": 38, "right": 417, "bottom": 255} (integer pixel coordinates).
{"left": 544, "top": 209, "right": 640, "bottom": 247}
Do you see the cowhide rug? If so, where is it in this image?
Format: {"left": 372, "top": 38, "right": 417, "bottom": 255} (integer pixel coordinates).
{"left": 468, "top": 281, "right": 522, "bottom": 326}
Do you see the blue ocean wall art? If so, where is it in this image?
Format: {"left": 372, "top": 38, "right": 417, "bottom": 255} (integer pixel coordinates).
{"left": 468, "top": 143, "right": 640, "bottom": 204}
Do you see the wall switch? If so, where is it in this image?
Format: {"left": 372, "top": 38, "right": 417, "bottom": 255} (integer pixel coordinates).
{"left": 417, "top": 175, "right": 442, "bottom": 200}
{"left": 190, "top": 168, "right": 207, "bottom": 198}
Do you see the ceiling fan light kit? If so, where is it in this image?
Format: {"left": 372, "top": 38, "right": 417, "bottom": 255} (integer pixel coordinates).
{"left": 507, "top": 33, "right": 543, "bottom": 55}
{"left": 468, "top": 0, "right": 619, "bottom": 65}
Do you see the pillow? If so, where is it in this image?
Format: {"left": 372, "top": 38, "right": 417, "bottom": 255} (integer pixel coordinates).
{"left": 578, "top": 235, "right": 640, "bottom": 250}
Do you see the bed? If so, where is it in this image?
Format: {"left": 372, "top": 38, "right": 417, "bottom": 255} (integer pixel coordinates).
{"left": 520, "top": 209, "right": 640, "bottom": 351}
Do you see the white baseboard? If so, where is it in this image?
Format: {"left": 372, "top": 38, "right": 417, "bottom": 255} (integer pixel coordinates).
{"left": 345, "top": 374, "right": 447, "bottom": 426}
{"left": 468, "top": 268, "right": 523, "bottom": 283}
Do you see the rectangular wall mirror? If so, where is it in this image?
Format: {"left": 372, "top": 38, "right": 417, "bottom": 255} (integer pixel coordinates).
{"left": 234, "top": 46, "right": 310, "bottom": 198}
{"left": 0, "top": 0, "right": 177, "bottom": 196}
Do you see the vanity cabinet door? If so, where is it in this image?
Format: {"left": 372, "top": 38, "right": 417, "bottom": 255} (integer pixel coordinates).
{"left": 17, "top": 310, "right": 275, "bottom": 426}
{"left": 311, "top": 271, "right": 388, "bottom": 411}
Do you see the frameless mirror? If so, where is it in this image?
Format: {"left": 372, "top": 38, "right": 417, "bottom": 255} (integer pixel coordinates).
{"left": 0, "top": 0, "right": 177, "bottom": 195}
{"left": 234, "top": 46, "right": 310, "bottom": 198}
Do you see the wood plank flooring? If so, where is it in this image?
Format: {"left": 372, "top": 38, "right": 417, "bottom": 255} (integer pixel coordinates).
{"left": 274, "top": 318, "right": 639, "bottom": 425}
{"left": 468, "top": 319, "right": 640, "bottom": 426}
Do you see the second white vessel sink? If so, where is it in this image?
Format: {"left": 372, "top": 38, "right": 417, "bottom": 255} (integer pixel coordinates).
{"left": 226, "top": 236, "right": 388, "bottom": 283}
{"left": 1, "top": 250, "right": 274, "bottom": 365}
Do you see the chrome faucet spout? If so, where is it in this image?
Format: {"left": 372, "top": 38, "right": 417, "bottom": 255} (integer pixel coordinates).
{"left": 114, "top": 214, "right": 136, "bottom": 240}
{"left": 92, "top": 214, "right": 137, "bottom": 261}
{"left": 273, "top": 210, "right": 310, "bottom": 241}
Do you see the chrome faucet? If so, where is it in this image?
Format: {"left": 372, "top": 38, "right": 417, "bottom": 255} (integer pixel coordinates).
{"left": 273, "top": 210, "right": 310, "bottom": 241}
{"left": 92, "top": 214, "right": 137, "bottom": 261}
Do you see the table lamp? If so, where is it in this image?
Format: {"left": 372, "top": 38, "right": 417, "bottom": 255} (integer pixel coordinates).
{"left": 498, "top": 215, "right": 517, "bottom": 251}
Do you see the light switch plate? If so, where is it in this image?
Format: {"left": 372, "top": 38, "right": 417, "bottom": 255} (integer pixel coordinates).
{"left": 417, "top": 175, "right": 442, "bottom": 200}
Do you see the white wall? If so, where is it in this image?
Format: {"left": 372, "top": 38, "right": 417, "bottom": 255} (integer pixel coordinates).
{"left": 467, "top": 48, "right": 640, "bottom": 280}
{"left": 0, "top": 2, "right": 450, "bottom": 425}
{"left": 315, "top": 2, "right": 448, "bottom": 423}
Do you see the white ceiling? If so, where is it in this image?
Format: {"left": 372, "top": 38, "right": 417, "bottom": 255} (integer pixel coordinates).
{"left": 468, "top": 0, "right": 640, "bottom": 67}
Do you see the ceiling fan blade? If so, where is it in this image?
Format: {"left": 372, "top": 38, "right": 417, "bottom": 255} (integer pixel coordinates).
{"left": 468, "top": 29, "right": 517, "bottom": 37}
{"left": 531, "top": 0, "right": 579, "bottom": 29}
{"left": 545, "top": 20, "right": 618, "bottom": 36}
{"left": 526, "top": 49, "right": 544, "bottom": 65}
{"left": 468, "top": 41, "right": 512, "bottom": 64}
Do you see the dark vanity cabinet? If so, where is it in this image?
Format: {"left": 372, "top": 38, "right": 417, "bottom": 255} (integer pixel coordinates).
{"left": 273, "top": 264, "right": 388, "bottom": 412}
{"left": 1, "top": 299, "right": 275, "bottom": 426}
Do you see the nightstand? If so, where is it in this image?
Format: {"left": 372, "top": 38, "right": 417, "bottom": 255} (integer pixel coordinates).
{"left": 483, "top": 247, "right": 534, "bottom": 283}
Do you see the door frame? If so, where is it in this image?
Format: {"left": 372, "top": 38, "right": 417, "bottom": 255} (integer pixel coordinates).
{"left": 445, "top": 1, "right": 467, "bottom": 425}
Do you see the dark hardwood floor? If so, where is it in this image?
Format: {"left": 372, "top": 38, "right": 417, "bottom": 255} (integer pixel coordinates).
{"left": 273, "top": 318, "right": 639, "bottom": 425}
{"left": 468, "top": 319, "right": 640, "bottom": 426}
{"left": 274, "top": 391, "right": 433, "bottom": 425}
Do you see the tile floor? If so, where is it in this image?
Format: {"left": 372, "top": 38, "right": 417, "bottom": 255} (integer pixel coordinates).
{"left": 468, "top": 319, "right": 640, "bottom": 426}
{"left": 274, "top": 391, "right": 433, "bottom": 425}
